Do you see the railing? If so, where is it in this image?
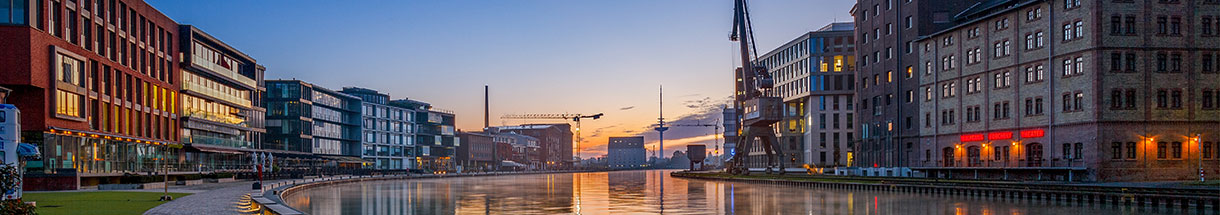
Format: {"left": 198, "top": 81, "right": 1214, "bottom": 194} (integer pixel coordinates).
{"left": 191, "top": 55, "right": 258, "bottom": 87}
{"left": 184, "top": 109, "right": 247, "bottom": 125}
{"left": 183, "top": 135, "right": 254, "bottom": 149}
{"left": 181, "top": 81, "right": 252, "bottom": 108}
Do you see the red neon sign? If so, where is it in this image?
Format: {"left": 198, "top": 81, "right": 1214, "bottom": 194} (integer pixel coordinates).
{"left": 960, "top": 134, "right": 985, "bottom": 142}
{"left": 1019, "top": 129, "right": 1045, "bottom": 138}
{"left": 988, "top": 132, "right": 1013, "bottom": 140}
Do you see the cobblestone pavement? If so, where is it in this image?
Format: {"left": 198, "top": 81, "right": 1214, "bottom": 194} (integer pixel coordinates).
{"left": 143, "top": 181, "right": 272, "bottom": 215}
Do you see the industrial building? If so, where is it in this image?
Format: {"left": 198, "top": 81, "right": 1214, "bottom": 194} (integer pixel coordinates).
{"left": 851, "top": 0, "right": 976, "bottom": 171}
{"left": 607, "top": 136, "right": 646, "bottom": 168}
{"left": 912, "top": 0, "right": 1219, "bottom": 181}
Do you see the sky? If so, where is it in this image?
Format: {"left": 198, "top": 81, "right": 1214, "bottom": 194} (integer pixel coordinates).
{"left": 145, "top": 0, "right": 857, "bottom": 158}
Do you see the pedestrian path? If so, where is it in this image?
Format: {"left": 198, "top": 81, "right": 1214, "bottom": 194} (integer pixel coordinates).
{"left": 144, "top": 180, "right": 274, "bottom": 215}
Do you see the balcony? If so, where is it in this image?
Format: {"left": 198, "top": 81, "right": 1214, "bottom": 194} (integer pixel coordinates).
{"left": 184, "top": 109, "right": 247, "bottom": 126}
{"left": 183, "top": 135, "right": 254, "bottom": 149}
{"left": 182, "top": 81, "right": 252, "bottom": 109}
{"left": 191, "top": 54, "right": 257, "bottom": 88}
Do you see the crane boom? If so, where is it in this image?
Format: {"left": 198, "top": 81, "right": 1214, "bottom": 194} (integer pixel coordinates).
{"left": 499, "top": 113, "right": 603, "bottom": 161}
{"left": 726, "top": 0, "right": 784, "bottom": 175}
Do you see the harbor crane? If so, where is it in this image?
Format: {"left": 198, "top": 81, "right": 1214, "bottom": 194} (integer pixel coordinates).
{"left": 727, "top": 0, "right": 784, "bottom": 175}
{"left": 500, "top": 113, "right": 603, "bottom": 160}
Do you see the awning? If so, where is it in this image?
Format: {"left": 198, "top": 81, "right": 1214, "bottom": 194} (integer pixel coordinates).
{"left": 185, "top": 144, "right": 254, "bottom": 155}
{"left": 319, "top": 155, "right": 367, "bottom": 163}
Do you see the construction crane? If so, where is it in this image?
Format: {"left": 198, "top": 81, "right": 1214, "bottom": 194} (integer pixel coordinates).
{"left": 667, "top": 122, "right": 721, "bottom": 154}
{"left": 727, "top": 0, "right": 784, "bottom": 175}
{"left": 500, "top": 113, "right": 604, "bottom": 160}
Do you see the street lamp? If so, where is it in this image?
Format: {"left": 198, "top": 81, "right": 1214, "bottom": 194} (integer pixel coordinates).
{"left": 1196, "top": 134, "right": 1204, "bottom": 182}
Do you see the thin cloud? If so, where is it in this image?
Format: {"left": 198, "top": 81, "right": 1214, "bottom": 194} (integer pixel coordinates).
{"left": 619, "top": 106, "right": 635, "bottom": 110}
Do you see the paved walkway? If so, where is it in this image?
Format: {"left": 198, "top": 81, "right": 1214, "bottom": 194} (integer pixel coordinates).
{"left": 143, "top": 180, "right": 274, "bottom": 215}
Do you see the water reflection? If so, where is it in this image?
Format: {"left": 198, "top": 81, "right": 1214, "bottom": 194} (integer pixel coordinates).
{"left": 283, "top": 170, "right": 1197, "bottom": 215}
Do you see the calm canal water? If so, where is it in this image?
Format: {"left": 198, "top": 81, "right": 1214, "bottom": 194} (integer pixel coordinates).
{"left": 283, "top": 169, "right": 1202, "bottom": 215}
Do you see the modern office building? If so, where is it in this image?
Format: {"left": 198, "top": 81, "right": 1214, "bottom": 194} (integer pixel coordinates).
{"left": 495, "top": 124, "right": 573, "bottom": 169}
{"left": 721, "top": 106, "right": 738, "bottom": 159}
{"left": 852, "top": 0, "right": 975, "bottom": 170}
{"left": 0, "top": 0, "right": 186, "bottom": 190}
{"left": 914, "top": 0, "right": 1219, "bottom": 182}
{"left": 265, "top": 80, "right": 364, "bottom": 169}
{"left": 389, "top": 99, "right": 455, "bottom": 171}
{"left": 340, "top": 87, "right": 413, "bottom": 170}
{"left": 750, "top": 23, "right": 857, "bottom": 169}
{"left": 607, "top": 136, "right": 646, "bottom": 168}
{"left": 177, "top": 25, "right": 264, "bottom": 171}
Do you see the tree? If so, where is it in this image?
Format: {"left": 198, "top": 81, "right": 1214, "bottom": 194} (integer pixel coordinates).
{"left": 0, "top": 164, "right": 34, "bottom": 214}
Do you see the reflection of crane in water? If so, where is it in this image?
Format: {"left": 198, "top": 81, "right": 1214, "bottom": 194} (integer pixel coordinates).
{"left": 727, "top": 0, "right": 785, "bottom": 175}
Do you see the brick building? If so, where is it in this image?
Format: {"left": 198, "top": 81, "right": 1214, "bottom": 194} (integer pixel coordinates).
{"left": 914, "top": 0, "right": 1220, "bottom": 181}
{"left": 852, "top": 0, "right": 977, "bottom": 170}
{"left": 494, "top": 124, "right": 572, "bottom": 169}
{"left": 0, "top": 0, "right": 186, "bottom": 189}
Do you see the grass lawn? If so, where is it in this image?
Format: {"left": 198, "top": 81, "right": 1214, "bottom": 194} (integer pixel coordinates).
{"left": 1183, "top": 179, "right": 1220, "bottom": 187}
{"left": 23, "top": 191, "right": 191, "bottom": 215}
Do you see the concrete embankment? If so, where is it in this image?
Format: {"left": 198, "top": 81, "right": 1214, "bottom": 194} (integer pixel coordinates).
{"left": 671, "top": 171, "right": 1220, "bottom": 212}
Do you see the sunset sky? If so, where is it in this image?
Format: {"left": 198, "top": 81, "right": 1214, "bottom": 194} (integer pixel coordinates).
{"left": 146, "top": 0, "right": 856, "bottom": 158}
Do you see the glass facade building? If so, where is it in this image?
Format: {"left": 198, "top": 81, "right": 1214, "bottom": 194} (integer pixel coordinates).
{"left": 265, "top": 80, "right": 362, "bottom": 159}
{"left": 177, "top": 25, "right": 265, "bottom": 172}
{"left": 340, "top": 87, "right": 415, "bottom": 170}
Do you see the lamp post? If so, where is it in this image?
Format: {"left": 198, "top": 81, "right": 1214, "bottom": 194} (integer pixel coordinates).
{"left": 0, "top": 86, "right": 11, "bottom": 104}
{"left": 1196, "top": 134, "right": 1204, "bottom": 182}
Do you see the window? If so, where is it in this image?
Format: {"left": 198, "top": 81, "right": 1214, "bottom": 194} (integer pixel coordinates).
{"left": 1204, "top": 90, "right": 1215, "bottom": 109}
{"left": 1036, "top": 31, "right": 1044, "bottom": 47}
{"left": 1171, "top": 89, "right": 1182, "bottom": 108}
{"left": 1111, "top": 16, "right": 1122, "bottom": 35}
{"left": 906, "top": 16, "right": 913, "bottom": 28}
{"left": 1063, "top": 143, "right": 1072, "bottom": 159}
{"left": 1063, "top": 24, "right": 1073, "bottom": 41}
{"left": 1172, "top": 142, "right": 1183, "bottom": 159}
{"left": 1065, "top": 0, "right": 1081, "bottom": 9}
{"left": 1063, "top": 94, "right": 1073, "bottom": 112}
{"left": 1111, "top": 89, "right": 1123, "bottom": 109}
{"left": 906, "top": 66, "right": 913, "bottom": 79}
{"left": 1157, "top": 53, "right": 1168, "bottom": 72}
{"left": 1126, "top": 53, "right": 1137, "bottom": 72}
{"left": 926, "top": 61, "right": 933, "bottom": 75}
{"left": 1157, "top": 16, "right": 1168, "bottom": 35}
{"left": 1074, "top": 92, "right": 1084, "bottom": 111}
{"left": 1157, "top": 90, "right": 1169, "bottom": 108}
{"left": 1204, "top": 54, "right": 1214, "bottom": 73}
{"left": 1035, "top": 98, "right": 1044, "bottom": 114}
{"left": 1170, "top": 17, "right": 1181, "bottom": 35}
{"left": 1204, "top": 17, "right": 1214, "bottom": 36}
{"left": 1157, "top": 142, "right": 1167, "bottom": 159}
{"left": 1125, "top": 16, "right": 1137, "bottom": 35}
{"left": 1125, "top": 89, "right": 1137, "bottom": 109}
{"left": 1204, "top": 142, "right": 1214, "bottom": 159}
{"left": 1075, "top": 21, "right": 1084, "bottom": 38}
{"left": 1026, "top": 34, "right": 1035, "bottom": 50}
{"left": 1170, "top": 53, "right": 1182, "bottom": 72}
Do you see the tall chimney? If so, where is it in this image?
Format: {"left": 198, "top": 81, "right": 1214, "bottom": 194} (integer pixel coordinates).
{"left": 484, "top": 85, "right": 490, "bottom": 129}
